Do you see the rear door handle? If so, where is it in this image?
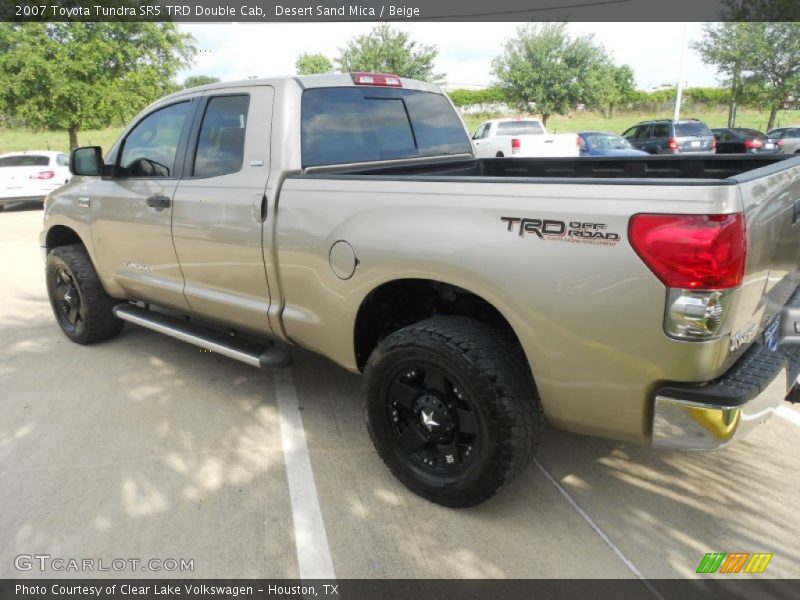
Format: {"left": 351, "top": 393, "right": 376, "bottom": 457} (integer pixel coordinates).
{"left": 146, "top": 195, "right": 170, "bottom": 210}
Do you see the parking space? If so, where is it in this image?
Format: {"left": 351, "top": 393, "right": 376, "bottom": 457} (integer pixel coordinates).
{"left": 2, "top": 206, "right": 799, "bottom": 582}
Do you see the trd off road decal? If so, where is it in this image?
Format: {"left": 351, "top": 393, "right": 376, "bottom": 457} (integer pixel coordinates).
{"left": 500, "top": 216, "right": 621, "bottom": 246}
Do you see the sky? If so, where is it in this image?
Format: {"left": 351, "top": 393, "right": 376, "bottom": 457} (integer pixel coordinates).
{"left": 178, "top": 22, "right": 721, "bottom": 91}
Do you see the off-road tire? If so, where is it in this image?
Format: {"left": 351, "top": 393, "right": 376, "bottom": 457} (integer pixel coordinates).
{"left": 363, "top": 316, "right": 543, "bottom": 507}
{"left": 46, "top": 244, "right": 124, "bottom": 344}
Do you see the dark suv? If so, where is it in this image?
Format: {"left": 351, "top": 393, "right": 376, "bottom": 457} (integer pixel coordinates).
{"left": 622, "top": 119, "right": 716, "bottom": 154}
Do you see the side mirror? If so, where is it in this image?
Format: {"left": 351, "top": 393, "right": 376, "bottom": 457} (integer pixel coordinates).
{"left": 70, "top": 146, "right": 104, "bottom": 176}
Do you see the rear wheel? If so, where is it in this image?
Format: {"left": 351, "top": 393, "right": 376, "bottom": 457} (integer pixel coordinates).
{"left": 46, "top": 244, "right": 124, "bottom": 344}
{"left": 364, "top": 316, "right": 543, "bottom": 507}
{"left": 495, "top": 151, "right": 504, "bottom": 157}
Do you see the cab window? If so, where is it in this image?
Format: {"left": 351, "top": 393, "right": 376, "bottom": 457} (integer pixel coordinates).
{"left": 193, "top": 95, "right": 250, "bottom": 178}
{"left": 118, "top": 102, "right": 191, "bottom": 178}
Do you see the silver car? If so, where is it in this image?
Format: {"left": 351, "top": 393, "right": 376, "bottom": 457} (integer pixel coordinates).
{"left": 766, "top": 126, "right": 800, "bottom": 154}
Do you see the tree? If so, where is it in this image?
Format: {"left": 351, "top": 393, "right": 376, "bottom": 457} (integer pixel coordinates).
{"left": 0, "top": 23, "right": 195, "bottom": 149}
{"left": 295, "top": 53, "right": 333, "bottom": 75}
{"left": 742, "top": 23, "right": 800, "bottom": 130}
{"left": 692, "top": 23, "right": 761, "bottom": 127}
{"left": 183, "top": 75, "right": 221, "bottom": 89}
{"left": 335, "top": 25, "right": 443, "bottom": 83}
{"left": 491, "top": 24, "right": 616, "bottom": 126}
{"left": 694, "top": 22, "right": 800, "bottom": 129}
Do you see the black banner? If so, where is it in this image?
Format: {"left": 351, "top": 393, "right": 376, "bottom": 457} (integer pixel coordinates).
{"left": 2, "top": 579, "right": 800, "bottom": 600}
{"left": 1, "top": 0, "right": 800, "bottom": 22}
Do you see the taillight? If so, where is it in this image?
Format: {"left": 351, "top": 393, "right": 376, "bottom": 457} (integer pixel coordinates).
{"left": 711, "top": 138, "right": 717, "bottom": 150}
{"left": 744, "top": 139, "right": 762, "bottom": 149}
{"left": 511, "top": 138, "right": 521, "bottom": 154}
{"left": 629, "top": 213, "right": 746, "bottom": 290}
{"left": 778, "top": 140, "right": 784, "bottom": 148}
{"left": 667, "top": 138, "right": 679, "bottom": 151}
{"left": 351, "top": 72, "right": 402, "bottom": 87}
{"left": 30, "top": 170, "right": 55, "bottom": 179}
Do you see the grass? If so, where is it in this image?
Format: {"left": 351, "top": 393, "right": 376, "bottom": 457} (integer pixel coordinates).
{"left": 0, "top": 126, "right": 124, "bottom": 154}
{"left": 2, "top": 107, "right": 798, "bottom": 154}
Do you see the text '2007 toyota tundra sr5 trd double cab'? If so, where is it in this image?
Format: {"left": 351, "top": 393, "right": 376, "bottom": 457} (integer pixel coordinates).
{"left": 41, "top": 73, "right": 800, "bottom": 507}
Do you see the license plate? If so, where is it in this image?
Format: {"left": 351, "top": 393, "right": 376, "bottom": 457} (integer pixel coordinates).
{"left": 691, "top": 140, "right": 701, "bottom": 147}
{"left": 764, "top": 143, "right": 774, "bottom": 149}
{"left": 764, "top": 316, "right": 780, "bottom": 351}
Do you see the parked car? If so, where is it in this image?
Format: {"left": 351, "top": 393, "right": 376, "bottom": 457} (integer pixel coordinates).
{"left": 577, "top": 132, "right": 649, "bottom": 157}
{"left": 0, "top": 151, "right": 71, "bottom": 211}
{"left": 766, "top": 126, "right": 800, "bottom": 153}
{"left": 41, "top": 73, "right": 800, "bottom": 507}
{"left": 622, "top": 119, "right": 715, "bottom": 154}
{"left": 472, "top": 118, "right": 579, "bottom": 158}
{"left": 711, "top": 128, "right": 782, "bottom": 154}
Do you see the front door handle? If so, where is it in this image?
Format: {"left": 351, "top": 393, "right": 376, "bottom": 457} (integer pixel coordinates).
{"left": 146, "top": 195, "right": 170, "bottom": 210}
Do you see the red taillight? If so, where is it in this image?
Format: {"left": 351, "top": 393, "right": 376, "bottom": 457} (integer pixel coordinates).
{"left": 711, "top": 138, "right": 717, "bottom": 150}
{"left": 30, "top": 170, "right": 55, "bottom": 179}
{"left": 629, "top": 213, "right": 746, "bottom": 290}
{"left": 667, "top": 138, "right": 679, "bottom": 150}
{"left": 778, "top": 139, "right": 784, "bottom": 148}
{"left": 351, "top": 72, "right": 402, "bottom": 87}
{"left": 744, "top": 139, "right": 762, "bottom": 149}
{"left": 511, "top": 138, "right": 521, "bottom": 154}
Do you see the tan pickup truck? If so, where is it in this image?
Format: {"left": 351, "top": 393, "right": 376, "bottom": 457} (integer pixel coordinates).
{"left": 41, "top": 73, "right": 800, "bottom": 506}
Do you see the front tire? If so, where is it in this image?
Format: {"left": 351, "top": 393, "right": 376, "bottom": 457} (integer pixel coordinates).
{"left": 46, "top": 244, "right": 124, "bottom": 344}
{"left": 363, "top": 316, "right": 543, "bottom": 507}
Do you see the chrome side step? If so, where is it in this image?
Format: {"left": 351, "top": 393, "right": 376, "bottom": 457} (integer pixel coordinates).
{"left": 113, "top": 304, "right": 292, "bottom": 369}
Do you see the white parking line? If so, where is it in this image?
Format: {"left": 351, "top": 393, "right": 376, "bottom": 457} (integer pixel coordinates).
{"left": 274, "top": 368, "right": 336, "bottom": 580}
{"left": 776, "top": 405, "right": 800, "bottom": 426}
{"left": 534, "top": 459, "right": 663, "bottom": 599}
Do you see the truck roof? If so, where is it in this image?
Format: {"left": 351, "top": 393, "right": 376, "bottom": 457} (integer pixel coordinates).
{"left": 160, "top": 73, "right": 442, "bottom": 105}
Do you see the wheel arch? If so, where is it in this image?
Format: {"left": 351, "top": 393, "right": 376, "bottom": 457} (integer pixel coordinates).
{"left": 353, "top": 278, "right": 531, "bottom": 376}
{"left": 45, "top": 224, "right": 85, "bottom": 250}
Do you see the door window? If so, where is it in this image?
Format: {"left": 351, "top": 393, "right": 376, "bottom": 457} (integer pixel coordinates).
{"left": 193, "top": 95, "right": 250, "bottom": 178}
{"left": 635, "top": 125, "right": 652, "bottom": 140}
{"left": 652, "top": 124, "right": 670, "bottom": 138}
{"left": 118, "top": 102, "right": 191, "bottom": 178}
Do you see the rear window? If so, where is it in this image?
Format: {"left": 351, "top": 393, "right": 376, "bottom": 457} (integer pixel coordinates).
{"left": 675, "top": 122, "right": 712, "bottom": 137}
{"left": 496, "top": 121, "right": 544, "bottom": 136}
{"left": 301, "top": 87, "right": 471, "bottom": 167}
{"left": 0, "top": 155, "right": 50, "bottom": 167}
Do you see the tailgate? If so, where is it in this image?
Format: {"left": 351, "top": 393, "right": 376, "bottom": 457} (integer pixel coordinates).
{"left": 517, "top": 134, "right": 579, "bottom": 157}
{"left": 727, "top": 158, "right": 800, "bottom": 361}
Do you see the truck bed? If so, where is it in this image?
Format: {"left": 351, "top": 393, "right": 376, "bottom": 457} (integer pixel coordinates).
{"left": 302, "top": 154, "right": 800, "bottom": 183}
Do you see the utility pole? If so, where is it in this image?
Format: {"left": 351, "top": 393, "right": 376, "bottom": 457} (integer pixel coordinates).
{"left": 674, "top": 24, "right": 689, "bottom": 121}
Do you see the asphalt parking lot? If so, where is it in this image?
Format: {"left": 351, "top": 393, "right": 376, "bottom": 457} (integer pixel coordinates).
{"left": 2, "top": 204, "right": 800, "bottom": 584}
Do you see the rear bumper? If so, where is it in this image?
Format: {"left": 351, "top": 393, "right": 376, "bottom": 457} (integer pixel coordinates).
{"left": 652, "top": 331, "right": 800, "bottom": 451}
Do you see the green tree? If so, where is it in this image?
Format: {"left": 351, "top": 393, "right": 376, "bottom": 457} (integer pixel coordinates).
{"left": 183, "top": 75, "right": 221, "bottom": 89}
{"left": 491, "top": 24, "right": 616, "bottom": 126}
{"left": 694, "top": 22, "right": 800, "bottom": 129}
{"left": 742, "top": 23, "right": 800, "bottom": 130}
{"left": 693, "top": 23, "right": 762, "bottom": 127}
{"left": 335, "top": 25, "right": 443, "bottom": 83}
{"left": 0, "top": 23, "right": 195, "bottom": 149}
{"left": 295, "top": 53, "right": 333, "bottom": 75}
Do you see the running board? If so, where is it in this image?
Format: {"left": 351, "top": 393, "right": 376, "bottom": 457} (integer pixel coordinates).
{"left": 112, "top": 304, "right": 292, "bottom": 369}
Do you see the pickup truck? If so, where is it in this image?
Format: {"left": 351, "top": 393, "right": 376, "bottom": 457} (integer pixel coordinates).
{"left": 472, "top": 117, "right": 579, "bottom": 158}
{"left": 41, "top": 73, "right": 800, "bottom": 507}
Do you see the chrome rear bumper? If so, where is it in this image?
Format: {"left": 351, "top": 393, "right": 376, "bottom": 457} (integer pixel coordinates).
{"left": 653, "top": 366, "right": 790, "bottom": 450}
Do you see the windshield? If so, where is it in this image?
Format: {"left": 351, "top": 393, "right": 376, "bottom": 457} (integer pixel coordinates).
{"left": 301, "top": 87, "right": 472, "bottom": 167}
{"left": 496, "top": 121, "right": 544, "bottom": 136}
{"left": 0, "top": 155, "right": 50, "bottom": 167}
{"left": 674, "top": 122, "right": 712, "bottom": 137}
{"left": 584, "top": 133, "right": 633, "bottom": 150}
